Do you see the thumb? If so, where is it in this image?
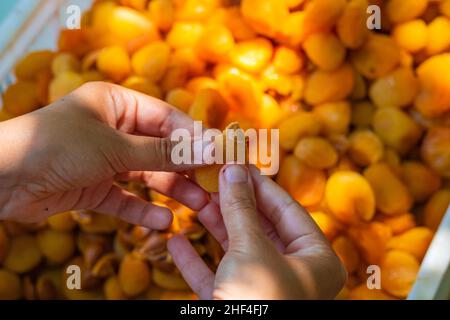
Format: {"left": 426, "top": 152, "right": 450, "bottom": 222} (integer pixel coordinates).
{"left": 219, "top": 164, "right": 263, "bottom": 247}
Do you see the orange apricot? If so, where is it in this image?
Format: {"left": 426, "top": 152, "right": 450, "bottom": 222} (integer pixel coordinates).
{"left": 376, "top": 213, "right": 417, "bottom": 235}
{"left": 97, "top": 46, "right": 131, "bottom": 82}
{"left": 14, "top": 50, "right": 54, "bottom": 81}
{"left": 313, "top": 101, "right": 351, "bottom": 135}
{"left": 196, "top": 24, "right": 234, "bottom": 63}
{"left": 131, "top": 41, "right": 171, "bottom": 82}
{"left": 230, "top": 38, "right": 273, "bottom": 74}
{"left": 303, "top": 32, "right": 346, "bottom": 71}
{"left": 49, "top": 72, "right": 85, "bottom": 103}
{"left": 310, "top": 212, "right": 340, "bottom": 241}
{"left": 273, "top": 46, "right": 304, "bottom": 75}
{"left": 121, "top": 76, "right": 162, "bottom": 99}
{"left": 166, "top": 22, "right": 204, "bottom": 49}
{"left": 336, "top": 0, "right": 369, "bottom": 49}
{"left": 278, "top": 112, "right": 322, "bottom": 151}
{"left": 348, "top": 130, "right": 384, "bottom": 166}
{"left": 425, "top": 17, "right": 450, "bottom": 55}
{"left": 2, "top": 81, "right": 40, "bottom": 116}
{"left": 189, "top": 88, "right": 229, "bottom": 128}
{"left": 148, "top": 0, "right": 175, "bottom": 32}
{"left": 401, "top": 161, "right": 441, "bottom": 203}
{"left": 332, "top": 236, "right": 360, "bottom": 274}
{"left": 241, "top": 0, "right": 289, "bottom": 38}
{"left": 392, "top": 20, "right": 428, "bottom": 53}
{"left": 423, "top": 189, "right": 450, "bottom": 230}
{"left": 52, "top": 53, "right": 81, "bottom": 76}
{"left": 387, "top": 227, "right": 434, "bottom": 261}
{"left": 325, "top": 171, "right": 375, "bottom": 224}
{"left": 302, "top": 0, "right": 346, "bottom": 36}
{"left": 386, "top": 0, "right": 429, "bottom": 24}
{"left": 166, "top": 88, "right": 195, "bottom": 113}
{"left": 421, "top": 127, "right": 450, "bottom": 178}
{"left": 294, "top": 137, "right": 338, "bottom": 169}
{"left": 348, "top": 222, "right": 392, "bottom": 264}
{"left": 118, "top": 254, "right": 151, "bottom": 298}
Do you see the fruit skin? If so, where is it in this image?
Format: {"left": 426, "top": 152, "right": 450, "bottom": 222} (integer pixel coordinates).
{"left": 393, "top": 20, "right": 428, "bottom": 53}
{"left": 421, "top": 127, "right": 450, "bottom": 178}
{"left": 0, "top": 269, "right": 22, "bottom": 300}
{"left": 294, "top": 137, "right": 338, "bottom": 169}
{"left": 14, "top": 50, "right": 54, "bottom": 81}
{"left": 278, "top": 112, "right": 322, "bottom": 151}
{"left": 348, "top": 129, "right": 384, "bottom": 166}
{"left": 325, "top": 171, "right": 375, "bottom": 225}
{"left": 401, "top": 161, "right": 441, "bottom": 203}
{"left": 387, "top": 227, "right": 434, "bottom": 261}
{"left": 194, "top": 165, "right": 222, "bottom": 193}
{"left": 131, "top": 41, "right": 171, "bottom": 82}
{"left": 118, "top": 254, "right": 151, "bottom": 298}
{"left": 97, "top": 46, "right": 131, "bottom": 82}
{"left": 337, "top": 0, "right": 369, "bottom": 49}
{"left": 332, "top": 236, "right": 360, "bottom": 274}
{"left": 313, "top": 101, "right": 351, "bottom": 136}
{"left": 310, "top": 211, "right": 341, "bottom": 241}
{"left": 386, "top": 0, "right": 429, "bottom": 24}
{"left": 3, "top": 235, "right": 42, "bottom": 274}
{"left": 423, "top": 189, "right": 450, "bottom": 231}
{"left": 2, "top": 81, "right": 41, "bottom": 117}
{"left": 37, "top": 229, "right": 76, "bottom": 265}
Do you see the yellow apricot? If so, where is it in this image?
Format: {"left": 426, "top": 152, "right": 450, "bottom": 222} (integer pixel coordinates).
{"left": 230, "top": 38, "right": 273, "bottom": 73}
{"left": 4, "top": 235, "right": 42, "bottom": 273}
{"left": 302, "top": 0, "right": 346, "bottom": 36}
{"left": 369, "top": 68, "right": 419, "bottom": 108}
{"left": 421, "top": 127, "right": 450, "bottom": 178}
{"left": 118, "top": 254, "right": 151, "bottom": 297}
{"left": 364, "top": 162, "right": 413, "bottom": 215}
{"left": 372, "top": 107, "right": 422, "bottom": 154}
{"left": 310, "top": 211, "right": 340, "bottom": 241}
{"left": 294, "top": 137, "right": 338, "bottom": 169}
{"left": 148, "top": 0, "right": 174, "bottom": 32}
{"left": 393, "top": 20, "right": 428, "bottom": 53}
{"left": 166, "top": 88, "right": 194, "bottom": 113}
{"left": 376, "top": 213, "right": 417, "bottom": 235}
{"left": 0, "top": 269, "right": 22, "bottom": 300}
{"left": 52, "top": 53, "right": 81, "bottom": 76}
{"left": 49, "top": 71, "right": 85, "bottom": 103}
{"left": 325, "top": 171, "right": 376, "bottom": 224}
{"left": 313, "top": 101, "right": 351, "bottom": 135}
{"left": 189, "top": 88, "right": 229, "bottom": 128}
{"left": 273, "top": 45, "right": 304, "bottom": 75}
{"left": 415, "top": 54, "right": 450, "bottom": 117}
{"left": 175, "top": 0, "right": 219, "bottom": 21}
{"left": 351, "top": 34, "right": 401, "bottom": 79}
{"left": 425, "top": 17, "right": 450, "bottom": 55}
{"left": 278, "top": 112, "right": 321, "bottom": 151}
{"left": 260, "top": 65, "right": 294, "bottom": 96}
{"left": 350, "top": 102, "right": 374, "bottom": 129}
{"left": 424, "top": 189, "right": 450, "bottom": 230}
{"left": 196, "top": 24, "right": 234, "bottom": 63}
{"left": 337, "top": 0, "right": 369, "bottom": 49}
{"left": 387, "top": 227, "right": 434, "bottom": 261}
{"left": 386, "top": 0, "right": 429, "bottom": 24}
{"left": 37, "top": 229, "right": 75, "bottom": 265}
{"left": 348, "top": 129, "right": 384, "bottom": 166}
{"left": 348, "top": 284, "right": 397, "bottom": 300}
{"left": 381, "top": 250, "right": 420, "bottom": 298}
{"left": 104, "top": 276, "right": 127, "bottom": 300}
{"left": 131, "top": 41, "right": 171, "bottom": 82}
{"left": 241, "top": 0, "right": 289, "bottom": 38}
{"left": 348, "top": 222, "right": 392, "bottom": 264}
{"left": 14, "top": 50, "right": 54, "bottom": 81}
{"left": 304, "top": 64, "right": 354, "bottom": 105}
{"left": 303, "top": 32, "right": 346, "bottom": 71}
{"left": 277, "top": 156, "right": 327, "bottom": 207}
{"left": 47, "top": 212, "right": 77, "bottom": 232}
{"left": 401, "top": 161, "right": 441, "bottom": 203}
{"left": 166, "top": 22, "right": 204, "bottom": 49}
{"left": 332, "top": 236, "right": 360, "bottom": 273}
{"left": 121, "top": 76, "right": 162, "bottom": 99}
{"left": 96, "top": 46, "right": 131, "bottom": 82}
{"left": 258, "top": 94, "right": 291, "bottom": 129}
{"left": 2, "top": 81, "right": 40, "bottom": 116}
{"left": 170, "top": 48, "right": 206, "bottom": 76}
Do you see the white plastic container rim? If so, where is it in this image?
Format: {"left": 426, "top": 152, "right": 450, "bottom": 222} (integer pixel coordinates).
{"left": 0, "top": 0, "right": 449, "bottom": 300}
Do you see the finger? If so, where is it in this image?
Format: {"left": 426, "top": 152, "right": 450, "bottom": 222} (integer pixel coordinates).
{"left": 116, "top": 171, "right": 208, "bottom": 211}
{"left": 91, "top": 184, "right": 173, "bottom": 229}
{"left": 248, "top": 166, "right": 326, "bottom": 250}
{"left": 167, "top": 235, "right": 215, "bottom": 300}
{"left": 198, "top": 202, "right": 229, "bottom": 250}
{"left": 219, "top": 165, "right": 263, "bottom": 247}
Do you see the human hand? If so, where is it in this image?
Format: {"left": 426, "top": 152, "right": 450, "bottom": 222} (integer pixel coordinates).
{"left": 168, "top": 165, "right": 347, "bottom": 300}
{"left": 0, "top": 82, "right": 208, "bottom": 229}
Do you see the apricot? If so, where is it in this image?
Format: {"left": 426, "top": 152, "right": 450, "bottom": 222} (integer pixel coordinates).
{"left": 348, "top": 222, "right": 392, "bottom": 265}
{"left": 2, "top": 81, "right": 41, "bottom": 116}
{"left": 169, "top": 48, "right": 206, "bottom": 76}
{"left": 364, "top": 162, "right": 413, "bottom": 215}
{"left": 131, "top": 41, "right": 171, "bottom": 82}
{"left": 381, "top": 250, "right": 420, "bottom": 298}
{"left": 415, "top": 54, "right": 450, "bottom": 118}
{"left": 386, "top": 0, "right": 428, "bottom": 24}
{"left": 421, "top": 127, "right": 450, "bottom": 178}
{"left": 393, "top": 20, "right": 428, "bottom": 53}
{"left": 4, "top": 235, "right": 42, "bottom": 273}
{"left": 277, "top": 156, "right": 326, "bottom": 207}
{"left": 376, "top": 213, "right": 417, "bottom": 236}
{"left": 58, "top": 29, "right": 91, "bottom": 57}
{"left": 425, "top": 17, "right": 450, "bottom": 55}
{"left": 166, "top": 22, "right": 204, "bottom": 49}
{"left": 387, "top": 227, "right": 434, "bottom": 261}
{"left": 310, "top": 212, "right": 340, "bottom": 241}
{"left": 37, "top": 229, "right": 75, "bottom": 265}
{"left": 313, "top": 101, "right": 351, "bottom": 136}
{"left": 336, "top": 0, "right": 369, "bottom": 49}
{"left": 0, "top": 269, "right": 22, "bottom": 300}
{"left": 325, "top": 171, "right": 376, "bottom": 224}
{"left": 401, "top": 161, "right": 441, "bottom": 203}
{"left": 175, "top": 0, "right": 219, "bottom": 21}
{"left": 273, "top": 46, "right": 304, "bottom": 75}
{"left": 196, "top": 24, "right": 234, "bottom": 63}
{"left": 259, "top": 94, "right": 291, "bottom": 129}
{"left": 294, "top": 137, "right": 338, "bottom": 169}
{"left": 189, "top": 88, "right": 229, "bottom": 128}
{"left": 241, "top": 0, "right": 289, "bottom": 38}
{"left": 153, "top": 268, "right": 189, "bottom": 291}
{"left": 348, "top": 284, "right": 397, "bottom": 300}
{"left": 304, "top": 64, "right": 354, "bottom": 105}
{"left": 230, "top": 38, "right": 273, "bottom": 74}
{"left": 351, "top": 34, "right": 400, "bottom": 79}
{"left": 424, "top": 189, "right": 450, "bottom": 231}
{"left": 278, "top": 112, "right": 321, "bottom": 151}
{"left": 14, "top": 50, "right": 54, "bottom": 81}
{"left": 372, "top": 107, "right": 422, "bottom": 154}
{"left": 76, "top": 211, "right": 120, "bottom": 234}
{"left": 149, "top": 0, "right": 175, "bottom": 32}
{"left": 261, "top": 65, "right": 294, "bottom": 96}
{"left": 104, "top": 276, "right": 127, "bottom": 300}
{"left": 441, "top": 0, "right": 450, "bottom": 17}
{"left": 166, "top": 88, "right": 194, "bottom": 113}
{"left": 369, "top": 68, "right": 419, "bottom": 109}
{"left": 51, "top": 53, "right": 81, "bottom": 76}
{"left": 348, "top": 130, "right": 384, "bottom": 167}
{"left": 49, "top": 71, "right": 85, "bottom": 103}
{"left": 281, "top": 11, "right": 307, "bottom": 47}
{"left": 118, "top": 254, "right": 151, "bottom": 297}
{"left": 302, "top": 0, "right": 346, "bottom": 36}
{"left": 303, "top": 33, "right": 346, "bottom": 71}
{"left": 121, "top": 76, "right": 162, "bottom": 99}
{"left": 97, "top": 46, "right": 131, "bottom": 82}
{"left": 332, "top": 236, "right": 360, "bottom": 274}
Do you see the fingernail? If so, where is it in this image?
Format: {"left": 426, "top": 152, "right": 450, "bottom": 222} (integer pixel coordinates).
{"left": 224, "top": 165, "right": 247, "bottom": 183}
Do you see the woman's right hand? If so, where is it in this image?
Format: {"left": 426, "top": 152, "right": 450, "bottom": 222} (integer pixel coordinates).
{"left": 168, "top": 165, "right": 347, "bottom": 300}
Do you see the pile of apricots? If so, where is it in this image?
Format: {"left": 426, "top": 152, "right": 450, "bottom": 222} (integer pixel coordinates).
{"left": 1, "top": 0, "right": 450, "bottom": 300}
